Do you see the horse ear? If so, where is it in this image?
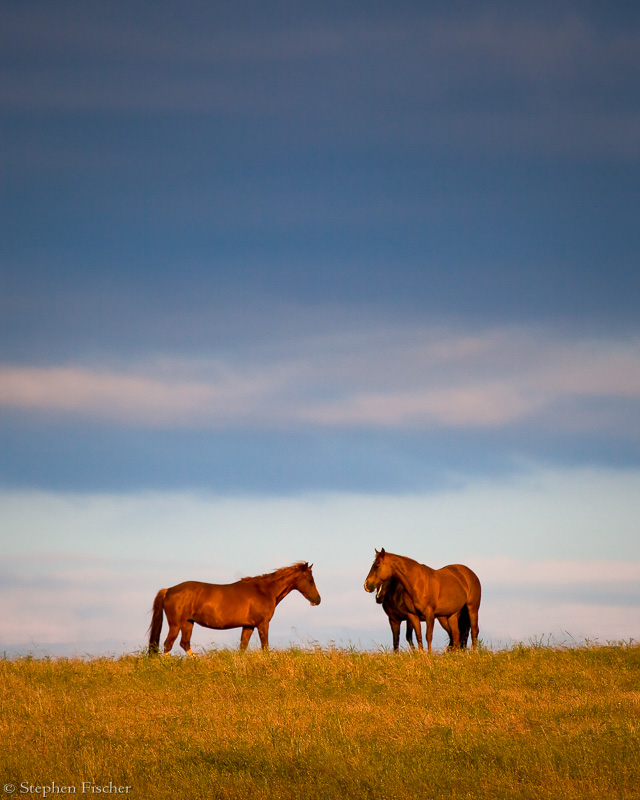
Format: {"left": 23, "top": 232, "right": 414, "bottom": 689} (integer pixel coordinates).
{"left": 380, "top": 547, "right": 386, "bottom": 556}
{"left": 375, "top": 548, "right": 380, "bottom": 555}
{"left": 308, "top": 563, "right": 313, "bottom": 569}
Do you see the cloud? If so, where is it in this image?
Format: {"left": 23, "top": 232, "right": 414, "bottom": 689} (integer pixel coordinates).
{"left": 3, "top": 463, "right": 639, "bottom": 564}
{"left": 480, "top": 598, "right": 640, "bottom": 646}
{"left": 299, "top": 384, "right": 537, "bottom": 428}
{"left": 1, "top": 324, "right": 639, "bottom": 432}
{"left": 0, "top": 365, "right": 278, "bottom": 426}
{"left": 1, "top": 4, "right": 639, "bottom": 158}
{"left": 0, "top": 556, "right": 150, "bottom": 644}
{"left": 475, "top": 556, "right": 640, "bottom": 587}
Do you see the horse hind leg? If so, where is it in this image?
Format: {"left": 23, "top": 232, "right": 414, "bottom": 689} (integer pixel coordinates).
{"left": 437, "top": 615, "right": 453, "bottom": 650}
{"left": 445, "top": 614, "right": 461, "bottom": 650}
{"left": 239, "top": 626, "right": 254, "bottom": 652}
{"left": 163, "top": 622, "right": 181, "bottom": 656}
{"left": 404, "top": 620, "right": 416, "bottom": 651}
{"left": 468, "top": 606, "right": 480, "bottom": 651}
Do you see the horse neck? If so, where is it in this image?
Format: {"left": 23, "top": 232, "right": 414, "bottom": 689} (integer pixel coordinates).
{"left": 267, "top": 569, "right": 301, "bottom": 605}
{"left": 388, "top": 553, "right": 432, "bottom": 590}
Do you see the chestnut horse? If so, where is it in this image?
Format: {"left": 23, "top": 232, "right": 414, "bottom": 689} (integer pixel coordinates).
{"left": 365, "top": 549, "right": 480, "bottom": 652}
{"left": 375, "top": 577, "right": 472, "bottom": 652}
{"left": 148, "top": 562, "right": 321, "bottom": 655}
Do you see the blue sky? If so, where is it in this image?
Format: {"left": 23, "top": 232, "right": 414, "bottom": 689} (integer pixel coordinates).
{"left": 1, "top": 1, "right": 639, "bottom": 654}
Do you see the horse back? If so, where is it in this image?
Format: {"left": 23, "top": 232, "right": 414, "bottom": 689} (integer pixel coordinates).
{"left": 438, "top": 564, "right": 481, "bottom": 606}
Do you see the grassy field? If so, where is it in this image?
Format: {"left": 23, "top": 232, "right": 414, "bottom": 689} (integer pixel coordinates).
{"left": 1, "top": 643, "right": 639, "bottom": 800}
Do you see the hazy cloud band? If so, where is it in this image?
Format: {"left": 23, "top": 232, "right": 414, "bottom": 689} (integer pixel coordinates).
{"left": 1, "top": 325, "right": 638, "bottom": 431}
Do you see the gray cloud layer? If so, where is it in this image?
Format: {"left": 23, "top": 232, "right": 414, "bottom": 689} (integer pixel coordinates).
{"left": 2, "top": 3, "right": 639, "bottom": 158}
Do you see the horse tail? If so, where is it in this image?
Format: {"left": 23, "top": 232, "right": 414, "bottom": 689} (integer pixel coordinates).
{"left": 148, "top": 588, "right": 168, "bottom": 655}
{"left": 458, "top": 603, "right": 471, "bottom": 649}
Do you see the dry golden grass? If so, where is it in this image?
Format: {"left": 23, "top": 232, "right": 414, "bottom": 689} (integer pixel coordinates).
{"left": 1, "top": 644, "right": 639, "bottom": 799}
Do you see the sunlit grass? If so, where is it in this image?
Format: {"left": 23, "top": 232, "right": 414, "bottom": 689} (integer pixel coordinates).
{"left": 2, "top": 644, "right": 639, "bottom": 799}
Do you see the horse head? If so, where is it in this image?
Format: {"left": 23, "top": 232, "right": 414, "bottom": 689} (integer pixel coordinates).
{"left": 364, "top": 548, "right": 392, "bottom": 594}
{"left": 374, "top": 577, "right": 393, "bottom": 604}
{"left": 296, "top": 562, "right": 321, "bottom": 606}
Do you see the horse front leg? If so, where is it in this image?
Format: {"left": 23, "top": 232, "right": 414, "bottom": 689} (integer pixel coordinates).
{"left": 239, "top": 626, "right": 254, "bottom": 652}
{"left": 180, "top": 620, "right": 195, "bottom": 656}
{"left": 389, "top": 618, "right": 401, "bottom": 651}
{"left": 257, "top": 622, "right": 269, "bottom": 650}
{"left": 406, "top": 612, "right": 423, "bottom": 651}
{"left": 404, "top": 620, "right": 416, "bottom": 650}
{"left": 424, "top": 608, "right": 435, "bottom": 653}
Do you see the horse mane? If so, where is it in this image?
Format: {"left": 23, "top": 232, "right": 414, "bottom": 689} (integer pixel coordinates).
{"left": 240, "top": 562, "right": 309, "bottom": 583}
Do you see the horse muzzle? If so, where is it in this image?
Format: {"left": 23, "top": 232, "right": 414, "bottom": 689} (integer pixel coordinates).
{"left": 364, "top": 580, "right": 375, "bottom": 593}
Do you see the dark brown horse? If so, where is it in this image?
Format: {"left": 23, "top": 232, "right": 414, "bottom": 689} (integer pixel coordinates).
{"left": 375, "top": 577, "right": 472, "bottom": 652}
{"left": 365, "top": 549, "right": 480, "bottom": 652}
{"left": 148, "top": 562, "right": 321, "bottom": 655}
